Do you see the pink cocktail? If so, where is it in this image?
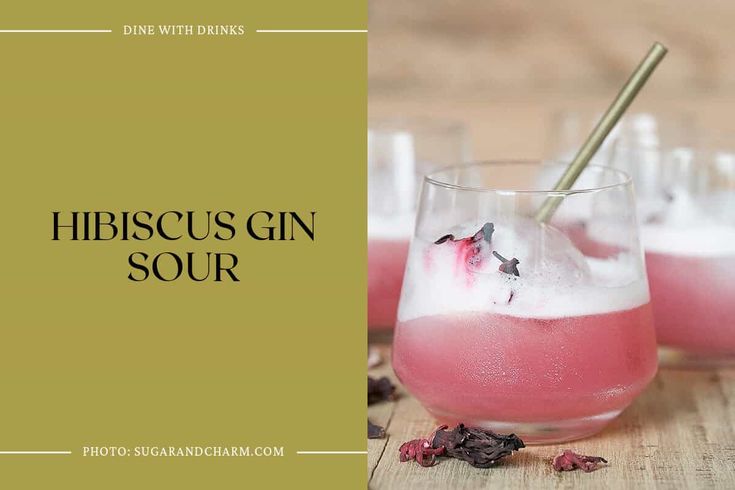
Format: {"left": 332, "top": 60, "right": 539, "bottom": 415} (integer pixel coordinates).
{"left": 602, "top": 144, "right": 735, "bottom": 366}
{"left": 393, "top": 162, "right": 657, "bottom": 443}
{"left": 646, "top": 252, "right": 735, "bottom": 355}
{"left": 368, "top": 119, "right": 469, "bottom": 330}
{"left": 368, "top": 238, "right": 410, "bottom": 329}
{"left": 394, "top": 306, "right": 656, "bottom": 442}
{"left": 640, "top": 217, "right": 735, "bottom": 364}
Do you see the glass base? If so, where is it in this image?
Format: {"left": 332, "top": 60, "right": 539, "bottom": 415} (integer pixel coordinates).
{"left": 658, "top": 346, "right": 735, "bottom": 369}
{"left": 429, "top": 409, "right": 622, "bottom": 445}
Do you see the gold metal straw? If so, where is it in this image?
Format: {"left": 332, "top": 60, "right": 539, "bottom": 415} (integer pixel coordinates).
{"left": 535, "top": 42, "right": 668, "bottom": 223}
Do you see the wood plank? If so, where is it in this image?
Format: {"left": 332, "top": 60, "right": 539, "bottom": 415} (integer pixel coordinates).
{"left": 368, "top": 344, "right": 735, "bottom": 489}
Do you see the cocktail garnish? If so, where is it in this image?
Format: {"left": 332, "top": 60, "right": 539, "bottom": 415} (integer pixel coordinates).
{"left": 434, "top": 223, "right": 495, "bottom": 268}
{"left": 552, "top": 449, "right": 608, "bottom": 472}
{"left": 368, "top": 420, "right": 386, "bottom": 439}
{"left": 492, "top": 251, "right": 520, "bottom": 277}
{"left": 434, "top": 234, "right": 455, "bottom": 245}
{"left": 399, "top": 438, "right": 445, "bottom": 467}
{"left": 399, "top": 424, "right": 524, "bottom": 468}
{"left": 475, "top": 222, "right": 496, "bottom": 243}
{"left": 433, "top": 222, "right": 494, "bottom": 246}
{"left": 368, "top": 376, "right": 396, "bottom": 405}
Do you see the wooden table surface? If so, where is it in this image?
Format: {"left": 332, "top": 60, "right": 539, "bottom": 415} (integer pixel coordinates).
{"left": 368, "top": 344, "right": 735, "bottom": 489}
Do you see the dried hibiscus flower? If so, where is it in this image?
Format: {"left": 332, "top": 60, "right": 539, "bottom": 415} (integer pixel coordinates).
{"left": 368, "top": 376, "right": 396, "bottom": 405}
{"left": 492, "top": 251, "right": 520, "bottom": 277}
{"left": 552, "top": 449, "right": 608, "bottom": 472}
{"left": 399, "top": 438, "right": 445, "bottom": 467}
{"left": 432, "top": 424, "right": 525, "bottom": 468}
{"left": 368, "top": 419, "right": 385, "bottom": 439}
{"left": 434, "top": 222, "right": 494, "bottom": 246}
{"left": 434, "top": 223, "right": 495, "bottom": 266}
{"left": 399, "top": 424, "right": 524, "bottom": 468}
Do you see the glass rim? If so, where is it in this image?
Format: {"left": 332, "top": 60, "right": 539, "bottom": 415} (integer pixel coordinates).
{"left": 424, "top": 160, "right": 633, "bottom": 195}
{"left": 609, "top": 140, "right": 735, "bottom": 156}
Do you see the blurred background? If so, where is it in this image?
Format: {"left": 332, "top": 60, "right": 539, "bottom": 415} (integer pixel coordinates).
{"left": 368, "top": 0, "right": 734, "bottom": 159}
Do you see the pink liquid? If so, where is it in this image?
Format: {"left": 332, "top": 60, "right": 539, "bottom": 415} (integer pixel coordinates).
{"left": 368, "top": 239, "right": 410, "bottom": 329}
{"left": 393, "top": 305, "right": 657, "bottom": 440}
{"left": 646, "top": 251, "right": 735, "bottom": 355}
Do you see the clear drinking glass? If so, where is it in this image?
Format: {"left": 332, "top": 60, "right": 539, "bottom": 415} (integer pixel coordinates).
{"left": 546, "top": 110, "right": 697, "bottom": 164}
{"left": 605, "top": 143, "right": 735, "bottom": 367}
{"left": 392, "top": 161, "right": 658, "bottom": 443}
{"left": 368, "top": 119, "right": 469, "bottom": 331}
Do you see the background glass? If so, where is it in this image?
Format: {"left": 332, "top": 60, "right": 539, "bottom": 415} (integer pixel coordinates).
{"left": 546, "top": 110, "right": 697, "bottom": 164}
{"left": 368, "top": 118, "right": 469, "bottom": 330}
{"left": 605, "top": 142, "right": 735, "bottom": 367}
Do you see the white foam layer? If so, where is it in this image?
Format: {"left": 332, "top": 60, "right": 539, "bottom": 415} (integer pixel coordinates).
{"left": 368, "top": 213, "right": 415, "bottom": 240}
{"left": 398, "top": 220, "right": 649, "bottom": 321}
{"left": 642, "top": 224, "right": 735, "bottom": 256}
{"left": 638, "top": 189, "right": 735, "bottom": 257}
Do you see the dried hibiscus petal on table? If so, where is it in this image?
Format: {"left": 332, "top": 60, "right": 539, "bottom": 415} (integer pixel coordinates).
{"left": 368, "top": 419, "right": 385, "bottom": 439}
{"left": 432, "top": 424, "right": 525, "bottom": 468}
{"left": 399, "top": 424, "right": 524, "bottom": 468}
{"left": 368, "top": 376, "right": 396, "bottom": 405}
{"left": 399, "top": 438, "right": 445, "bottom": 467}
{"left": 552, "top": 449, "right": 608, "bottom": 472}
